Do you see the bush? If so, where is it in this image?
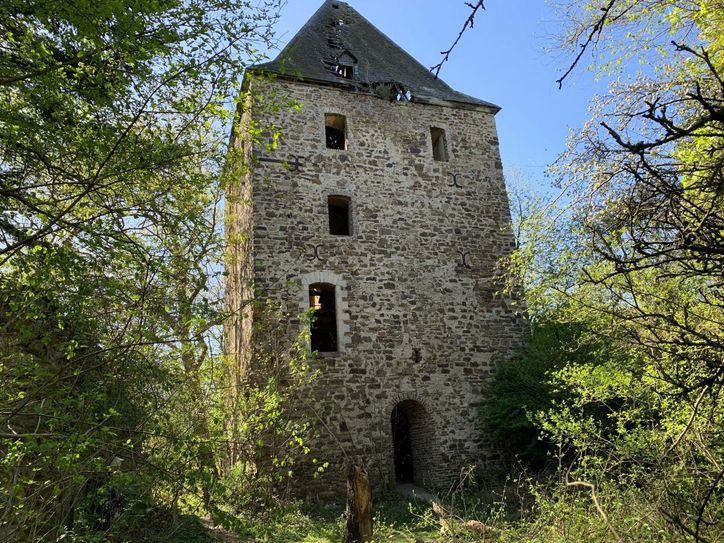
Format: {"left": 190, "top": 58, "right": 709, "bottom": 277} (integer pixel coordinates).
{"left": 482, "top": 319, "right": 584, "bottom": 468}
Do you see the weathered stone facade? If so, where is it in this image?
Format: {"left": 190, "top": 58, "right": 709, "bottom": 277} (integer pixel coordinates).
{"left": 225, "top": 1, "right": 525, "bottom": 494}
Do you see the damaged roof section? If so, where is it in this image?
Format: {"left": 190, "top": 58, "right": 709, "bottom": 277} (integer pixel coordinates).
{"left": 251, "top": 0, "right": 499, "bottom": 111}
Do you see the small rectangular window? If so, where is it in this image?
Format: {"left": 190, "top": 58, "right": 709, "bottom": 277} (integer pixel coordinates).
{"left": 328, "top": 195, "right": 351, "bottom": 236}
{"left": 325, "top": 113, "right": 347, "bottom": 149}
{"left": 430, "top": 127, "right": 449, "bottom": 161}
{"left": 309, "top": 283, "right": 337, "bottom": 352}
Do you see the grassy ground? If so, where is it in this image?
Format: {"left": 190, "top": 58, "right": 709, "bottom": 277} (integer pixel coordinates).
{"left": 109, "top": 494, "right": 443, "bottom": 542}
{"left": 140, "top": 472, "right": 527, "bottom": 542}
{"left": 225, "top": 493, "right": 441, "bottom": 543}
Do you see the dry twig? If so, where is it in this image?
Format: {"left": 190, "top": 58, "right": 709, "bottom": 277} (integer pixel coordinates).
{"left": 431, "top": 1, "right": 486, "bottom": 78}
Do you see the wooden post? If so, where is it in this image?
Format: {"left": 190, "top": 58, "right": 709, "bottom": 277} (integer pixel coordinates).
{"left": 342, "top": 464, "right": 372, "bottom": 543}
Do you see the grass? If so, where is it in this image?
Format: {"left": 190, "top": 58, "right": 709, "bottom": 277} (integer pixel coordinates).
{"left": 155, "top": 470, "right": 529, "bottom": 542}
{"left": 196, "top": 470, "right": 530, "bottom": 542}
{"left": 154, "top": 469, "right": 724, "bottom": 543}
{"left": 211, "top": 493, "right": 442, "bottom": 543}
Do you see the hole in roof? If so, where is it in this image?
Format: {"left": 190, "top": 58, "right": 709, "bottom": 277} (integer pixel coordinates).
{"left": 372, "top": 81, "right": 414, "bottom": 102}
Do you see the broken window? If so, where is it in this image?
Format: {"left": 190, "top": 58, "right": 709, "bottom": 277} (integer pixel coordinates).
{"left": 328, "top": 195, "right": 351, "bottom": 236}
{"left": 325, "top": 113, "right": 347, "bottom": 150}
{"left": 336, "top": 64, "right": 354, "bottom": 79}
{"left": 430, "top": 127, "right": 449, "bottom": 161}
{"left": 309, "top": 283, "right": 337, "bottom": 352}
{"left": 333, "top": 51, "right": 357, "bottom": 80}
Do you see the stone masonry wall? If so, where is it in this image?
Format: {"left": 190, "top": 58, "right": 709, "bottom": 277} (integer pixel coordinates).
{"left": 231, "top": 76, "right": 526, "bottom": 495}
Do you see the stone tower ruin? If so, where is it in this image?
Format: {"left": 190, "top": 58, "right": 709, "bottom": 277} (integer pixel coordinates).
{"left": 225, "top": 0, "right": 525, "bottom": 493}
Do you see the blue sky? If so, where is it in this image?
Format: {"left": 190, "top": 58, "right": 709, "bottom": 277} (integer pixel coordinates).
{"left": 263, "top": 0, "right": 612, "bottom": 185}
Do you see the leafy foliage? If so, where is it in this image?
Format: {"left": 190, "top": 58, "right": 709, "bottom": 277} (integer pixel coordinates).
{"left": 495, "top": 1, "right": 723, "bottom": 541}
{"left": 0, "top": 1, "right": 306, "bottom": 540}
{"left": 482, "top": 321, "right": 563, "bottom": 469}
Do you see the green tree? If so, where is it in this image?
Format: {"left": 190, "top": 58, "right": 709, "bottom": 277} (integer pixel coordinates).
{"left": 498, "top": 2, "right": 723, "bottom": 541}
{"left": 0, "top": 1, "right": 286, "bottom": 540}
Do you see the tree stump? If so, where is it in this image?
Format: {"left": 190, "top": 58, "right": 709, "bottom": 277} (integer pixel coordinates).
{"left": 342, "top": 464, "right": 372, "bottom": 543}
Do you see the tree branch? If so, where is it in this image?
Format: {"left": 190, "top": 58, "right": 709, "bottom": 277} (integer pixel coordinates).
{"left": 430, "top": 1, "right": 486, "bottom": 78}
{"left": 0, "top": 53, "right": 89, "bottom": 87}
{"left": 557, "top": 0, "right": 617, "bottom": 89}
{"left": 565, "top": 478, "right": 623, "bottom": 543}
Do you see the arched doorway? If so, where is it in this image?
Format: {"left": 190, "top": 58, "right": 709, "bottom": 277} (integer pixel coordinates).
{"left": 391, "top": 400, "right": 432, "bottom": 484}
{"left": 391, "top": 404, "right": 414, "bottom": 482}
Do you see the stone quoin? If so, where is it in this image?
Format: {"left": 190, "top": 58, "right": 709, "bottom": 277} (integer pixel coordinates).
{"left": 225, "top": 0, "right": 526, "bottom": 495}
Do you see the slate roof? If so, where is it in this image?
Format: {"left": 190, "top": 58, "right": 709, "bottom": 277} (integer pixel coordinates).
{"left": 252, "top": 0, "right": 499, "bottom": 110}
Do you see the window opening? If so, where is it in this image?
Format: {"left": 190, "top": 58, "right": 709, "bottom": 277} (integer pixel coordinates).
{"left": 325, "top": 113, "right": 347, "bottom": 150}
{"left": 336, "top": 64, "right": 353, "bottom": 79}
{"left": 328, "top": 196, "right": 351, "bottom": 236}
{"left": 334, "top": 52, "right": 357, "bottom": 80}
{"left": 309, "top": 283, "right": 337, "bottom": 352}
{"left": 430, "top": 127, "right": 449, "bottom": 161}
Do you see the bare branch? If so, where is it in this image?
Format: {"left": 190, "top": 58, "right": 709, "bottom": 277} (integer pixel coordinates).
{"left": 430, "top": 1, "right": 486, "bottom": 78}
{"left": 557, "top": 0, "right": 617, "bottom": 89}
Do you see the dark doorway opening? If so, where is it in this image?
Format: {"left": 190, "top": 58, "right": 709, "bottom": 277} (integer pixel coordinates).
{"left": 391, "top": 405, "right": 414, "bottom": 483}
